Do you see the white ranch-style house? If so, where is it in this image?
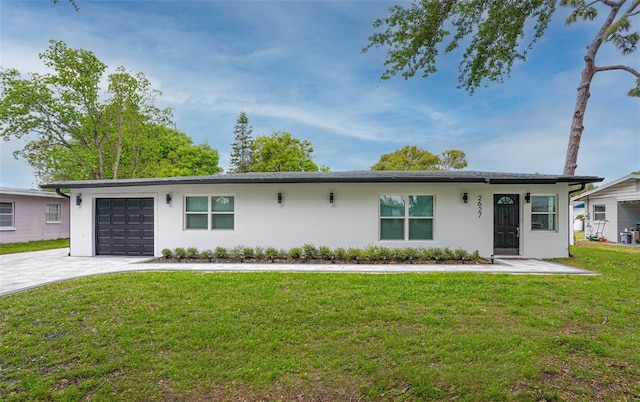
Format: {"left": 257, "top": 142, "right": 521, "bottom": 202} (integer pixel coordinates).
{"left": 41, "top": 171, "right": 602, "bottom": 259}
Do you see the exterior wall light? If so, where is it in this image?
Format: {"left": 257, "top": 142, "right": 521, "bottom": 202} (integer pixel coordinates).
{"left": 277, "top": 192, "right": 282, "bottom": 204}
{"left": 525, "top": 193, "right": 531, "bottom": 203}
{"left": 166, "top": 193, "right": 172, "bottom": 204}
{"left": 463, "top": 192, "right": 468, "bottom": 203}
{"left": 329, "top": 192, "right": 334, "bottom": 203}
{"left": 75, "top": 194, "right": 82, "bottom": 206}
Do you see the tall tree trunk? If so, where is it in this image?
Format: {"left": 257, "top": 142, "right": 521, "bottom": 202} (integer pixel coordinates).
{"left": 563, "top": 3, "right": 623, "bottom": 175}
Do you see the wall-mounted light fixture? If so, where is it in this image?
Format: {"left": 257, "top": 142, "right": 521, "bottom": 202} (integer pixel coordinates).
{"left": 462, "top": 192, "right": 468, "bottom": 203}
{"left": 165, "top": 193, "right": 172, "bottom": 204}
{"left": 525, "top": 192, "right": 531, "bottom": 203}
{"left": 277, "top": 192, "right": 282, "bottom": 204}
{"left": 75, "top": 194, "right": 82, "bottom": 206}
{"left": 329, "top": 192, "right": 334, "bottom": 204}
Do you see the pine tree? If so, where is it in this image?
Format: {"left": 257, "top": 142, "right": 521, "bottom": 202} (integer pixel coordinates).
{"left": 228, "top": 112, "right": 253, "bottom": 173}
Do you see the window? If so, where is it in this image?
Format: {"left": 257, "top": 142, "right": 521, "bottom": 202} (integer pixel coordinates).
{"left": 0, "top": 202, "right": 14, "bottom": 229}
{"left": 531, "top": 195, "right": 556, "bottom": 230}
{"left": 593, "top": 205, "right": 606, "bottom": 221}
{"left": 45, "top": 203, "right": 61, "bottom": 223}
{"left": 185, "top": 196, "right": 234, "bottom": 230}
{"left": 380, "top": 195, "right": 433, "bottom": 240}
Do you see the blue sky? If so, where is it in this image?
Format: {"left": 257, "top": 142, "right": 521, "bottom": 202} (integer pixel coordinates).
{"left": 1, "top": 0, "right": 638, "bottom": 189}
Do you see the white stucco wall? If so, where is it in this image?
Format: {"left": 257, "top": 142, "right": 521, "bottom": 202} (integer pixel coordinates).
{"left": 68, "top": 182, "right": 571, "bottom": 259}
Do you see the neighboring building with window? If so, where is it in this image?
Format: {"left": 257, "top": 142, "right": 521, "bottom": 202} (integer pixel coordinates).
{"left": 0, "top": 188, "right": 70, "bottom": 244}
{"left": 40, "top": 171, "right": 602, "bottom": 258}
{"left": 572, "top": 174, "right": 640, "bottom": 244}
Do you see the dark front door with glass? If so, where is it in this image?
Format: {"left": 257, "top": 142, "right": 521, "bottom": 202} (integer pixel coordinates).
{"left": 494, "top": 194, "right": 519, "bottom": 255}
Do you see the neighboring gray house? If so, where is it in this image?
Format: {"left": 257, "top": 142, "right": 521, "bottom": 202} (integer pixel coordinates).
{"left": 0, "top": 188, "right": 70, "bottom": 244}
{"left": 41, "top": 171, "right": 601, "bottom": 259}
{"left": 572, "top": 174, "right": 640, "bottom": 244}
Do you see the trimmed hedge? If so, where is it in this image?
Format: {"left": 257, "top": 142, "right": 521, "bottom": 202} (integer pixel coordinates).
{"left": 160, "top": 245, "right": 483, "bottom": 263}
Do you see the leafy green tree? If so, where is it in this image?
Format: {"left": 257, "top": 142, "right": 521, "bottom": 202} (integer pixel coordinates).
{"left": 372, "top": 146, "right": 468, "bottom": 171}
{"left": 228, "top": 112, "right": 253, "bottom": 173}
{"left": 249, "top": 131, "right": 320, "bottom": 172}
{"left": 145, "top": 127, "right": 222, "bottom": 177}
{"left": 0, "top": 40, "right": 221, "bottom": 182}
{"left": 439, "top": 149, "right": 468, "bottom": 171}
{"left": 363, "top": 0, "right": 640, "bottom": 175}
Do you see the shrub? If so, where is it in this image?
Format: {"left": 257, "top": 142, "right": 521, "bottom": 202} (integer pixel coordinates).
{"left": 288, "top": 247, "right": 303, "bottom": 259}
{"left": 161, "top": 248, "right": 174, "bottom": 259}
{"left": 265, "top": 247, "right": 279, "bottom": 259}
{"left": 454, "top": 248, "right": 469, "bottom": 260}
{"left": 199, "top": 249, "right": 213, "bottom": 260}
{"left": 394, "top": 248, "right": 418, "bottom": 261}
{"left": 318, "top": 246, "right": 333, "bottom": 260}
{"left": 334, "top": 247, "right": 347, "bottom": 260}
{"left": 186, "top": 247, "right": 199, "bottom": 259}
{"left": 242, "top": 247, "right": 255, "bottom": 259}
{"left": 432, "top": 248, "right": 444, "bottom": 261}
{"left": 174, "top": 247, "right": 187, "bottom": 259}
{"left": 229, "top": 246, "right": 243, "bottom": 259}
{"left": 442, "top": 247, "right": 455, "bottom": 260}
{"left": 215, "top": 246, "right": 228, "bottom": 259}
{"left": 420, "top": 247, "right": 435, "bottom": 260}
{"left": 254, "top": 246, "right": 265, "bottom": 259}
{"left": 346, "top": 247, "right": 364, "bottom": 261}
{"left": 373, "top": 245, "right": 394, "bottom": 261}
{"left": 363, "top": 245, "right": 378, "bottom": 262}
{"left": 303, "top": 244, "right": 318, "bottom": 260}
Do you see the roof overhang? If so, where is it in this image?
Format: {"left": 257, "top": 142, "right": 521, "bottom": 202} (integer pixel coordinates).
{"left": 40, "top": 171, "right": 604, "bottom": 190}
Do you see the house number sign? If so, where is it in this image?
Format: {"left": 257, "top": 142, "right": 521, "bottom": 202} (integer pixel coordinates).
{"left": 477, "top": 195, "right": 483, "bottom": 218}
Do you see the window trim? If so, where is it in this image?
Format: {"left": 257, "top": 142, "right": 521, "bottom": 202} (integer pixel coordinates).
{"left": 45, "top": 203, "right": 62, "bottom": 223}
{"left": 184, "top": 195, "right": 235, "bottom": 231}
{"left": 530, "top": 194, "right": 557, "bottom": 231}
{"left": 0, "top": 201, "right": 15, "bottom": 230}
{"left": 379, "top": 194, "right": 435, "bottom": 241}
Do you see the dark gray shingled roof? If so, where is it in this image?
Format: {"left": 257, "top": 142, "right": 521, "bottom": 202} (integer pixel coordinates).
{"left": 40, "top": 171, "right": 603, "bottom": 189}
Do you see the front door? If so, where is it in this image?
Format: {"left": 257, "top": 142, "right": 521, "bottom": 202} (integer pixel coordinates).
{"left": 494, "top": 194, "right": 519, "bottom": 255}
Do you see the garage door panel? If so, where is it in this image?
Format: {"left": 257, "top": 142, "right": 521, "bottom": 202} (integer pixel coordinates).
{"left": 112, "top": 214, "right": 126, "bottom": 224}
{"left": 96, "top": 198, "right": 154, "bottom": 256}
{"left": 97, "top": 199, "right": 111, "bottom": 209}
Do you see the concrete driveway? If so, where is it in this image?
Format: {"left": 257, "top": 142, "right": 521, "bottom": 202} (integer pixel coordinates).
{"left": 0, "top": 248, "right": 596, "bottom": 296}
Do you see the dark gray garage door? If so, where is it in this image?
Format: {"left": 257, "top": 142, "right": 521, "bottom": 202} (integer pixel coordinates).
{"left": 96, "top": 198, "right": 154, "bottom": 256}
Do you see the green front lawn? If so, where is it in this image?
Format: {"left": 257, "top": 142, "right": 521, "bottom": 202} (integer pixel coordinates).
{"left": 0, "top": 238, "right": 69, "bottom": 255}
{"left": 1, "top": 243, "right": 638, "bottom": 401}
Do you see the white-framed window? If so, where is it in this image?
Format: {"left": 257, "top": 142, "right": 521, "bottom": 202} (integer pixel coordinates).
{"left": 185, "top": 196, "right": 234, "bottom": 230}
{"left": 379, "top": 195, "right": 434, "bottom": 240}
{"left": 0, "top": 202, "right": 15, "bottom": 229}
{"left": 593, "top": 205, "right": 606, "bottom": 221}
{"left": 45, "top": 203, "right": 61, "bottom": 223}
{"left": 531, "top": 195, "right": 557, "bottom": 230}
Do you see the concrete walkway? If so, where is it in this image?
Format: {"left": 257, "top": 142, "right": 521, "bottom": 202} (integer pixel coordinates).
{"left": 0, "top": 248, "right": 596, "bottom": 296}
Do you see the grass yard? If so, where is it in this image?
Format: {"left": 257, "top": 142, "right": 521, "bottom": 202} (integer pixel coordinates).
{"left": 0, "top": 238, "right": 70, "bottom": 255}
{"left": 1, "top": 243, "right": 638, "bottom": 401}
